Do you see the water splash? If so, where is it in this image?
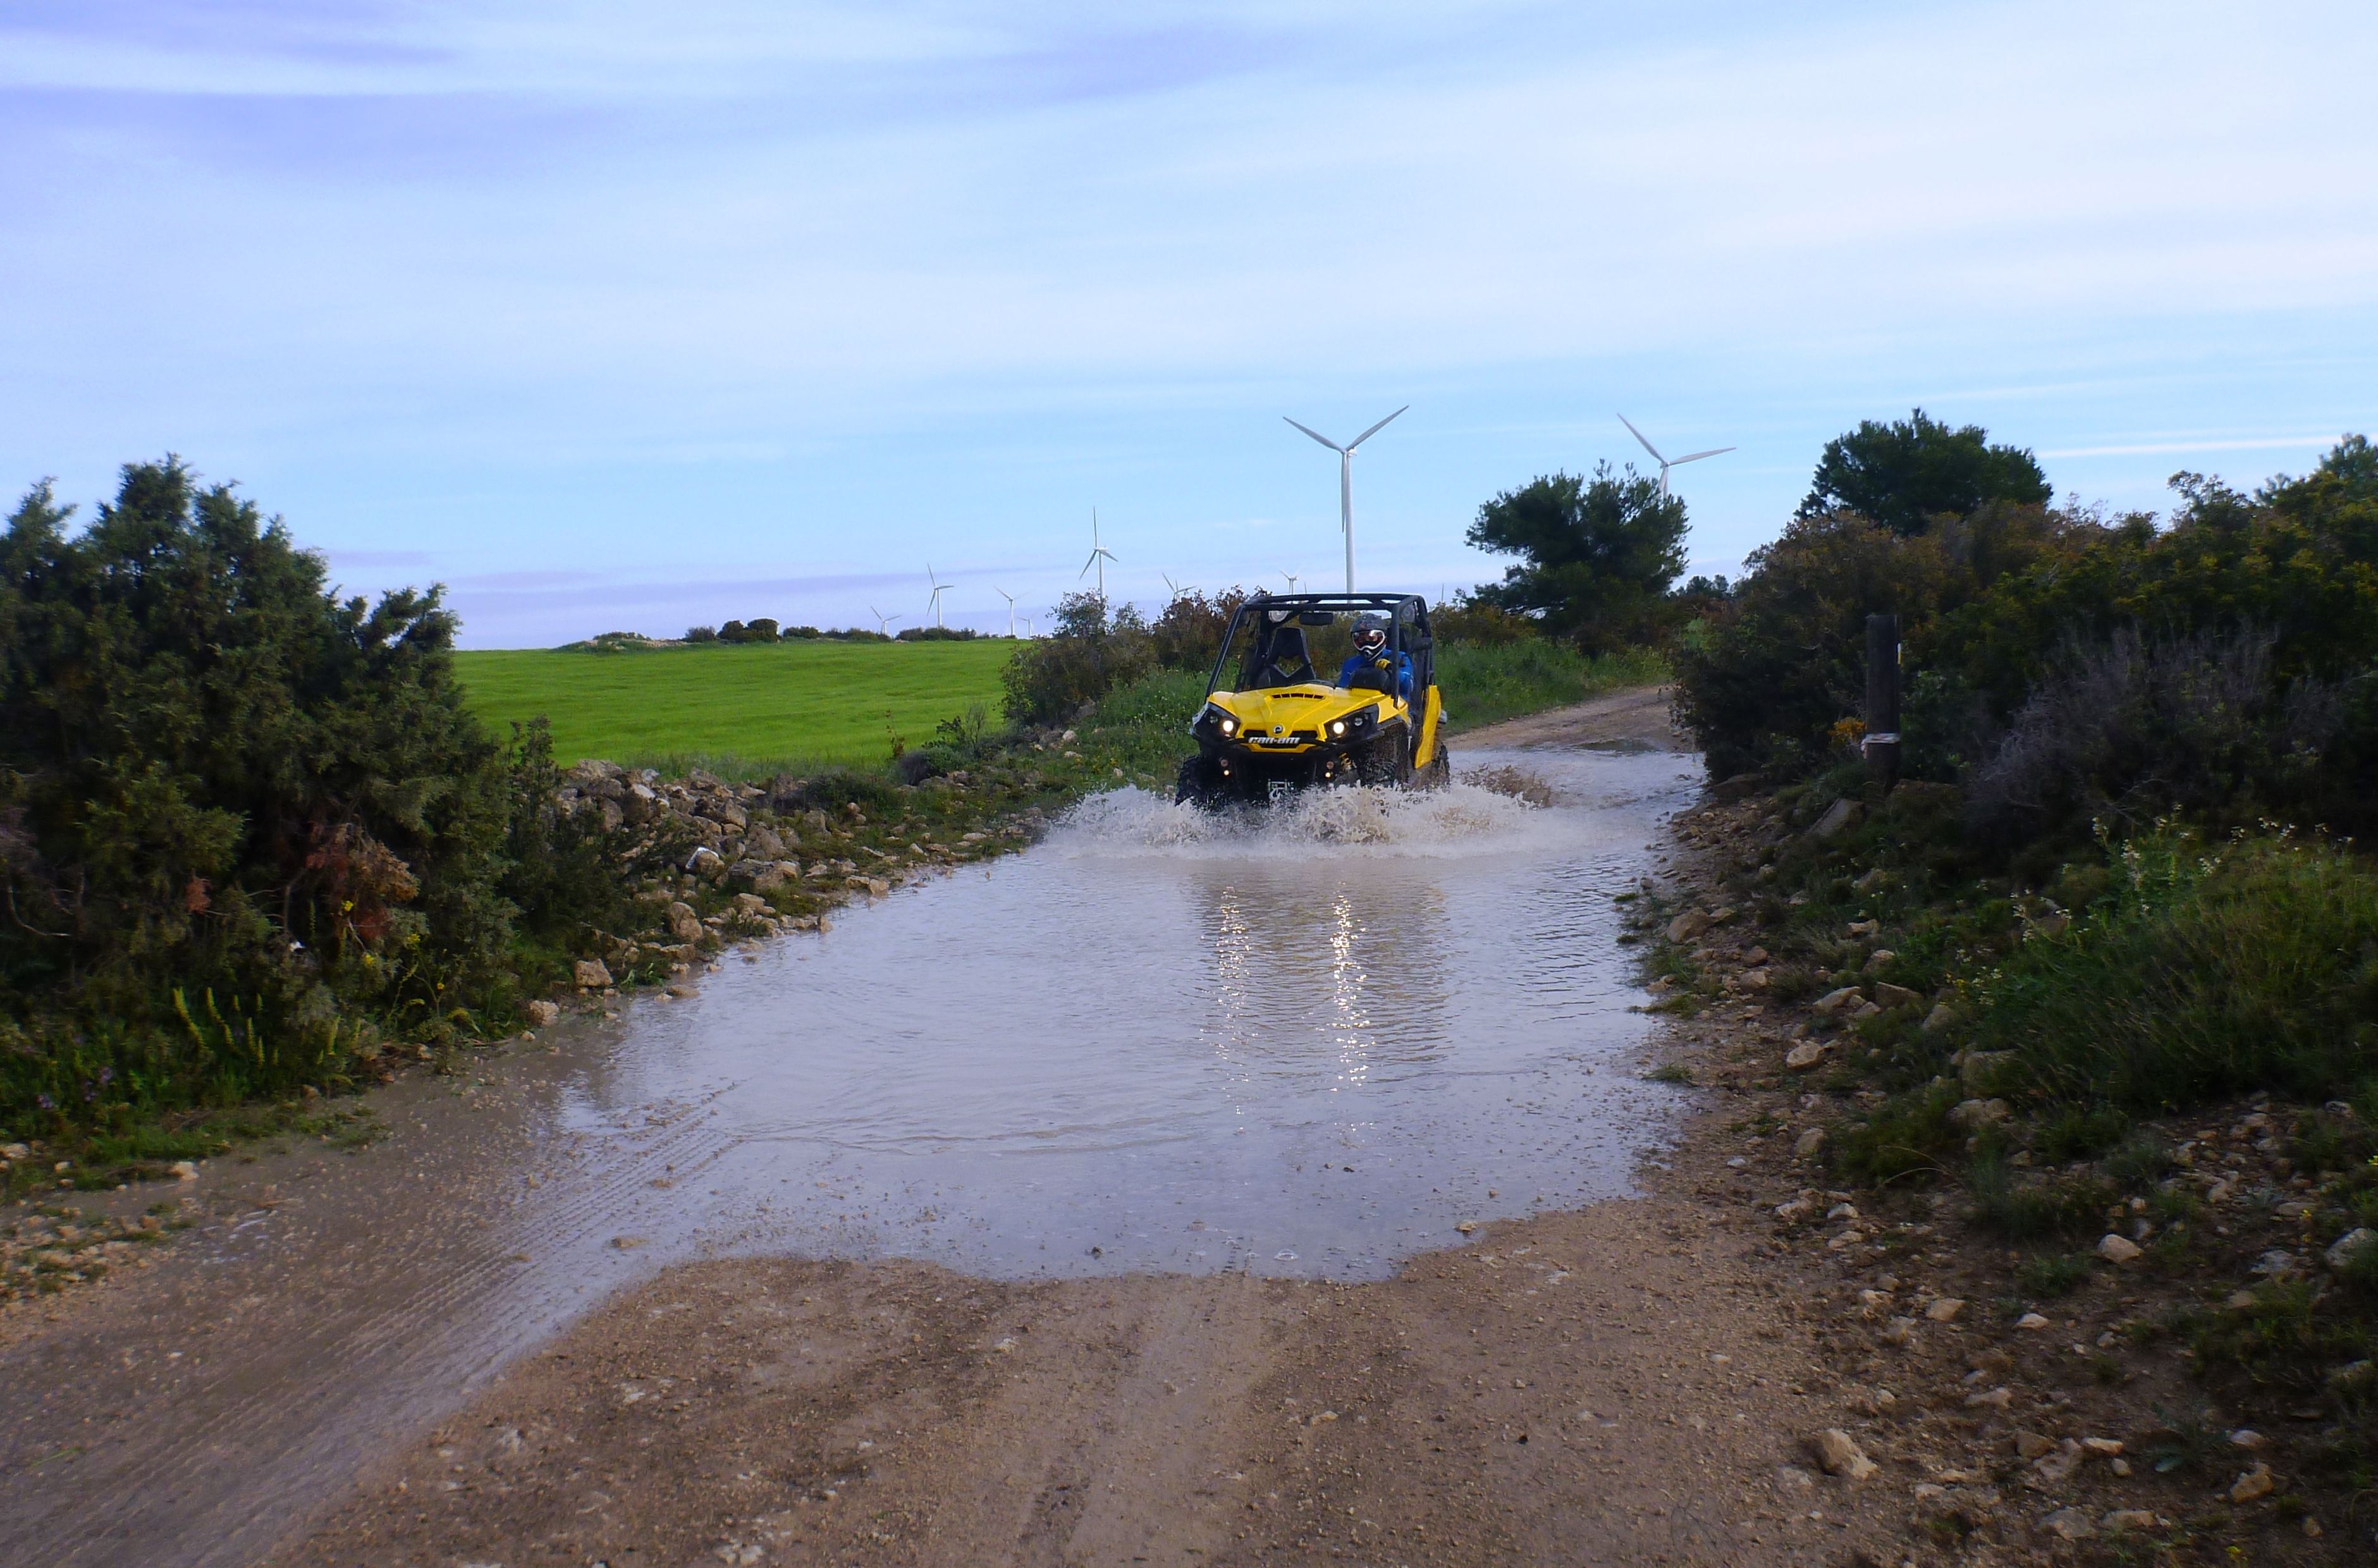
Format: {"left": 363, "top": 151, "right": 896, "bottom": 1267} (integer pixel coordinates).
{"left": 1051, "top": 780, "right": 1549, "bottom": 857}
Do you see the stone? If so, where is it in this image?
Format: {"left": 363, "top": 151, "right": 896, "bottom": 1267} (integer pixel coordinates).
{"left": 2227, "top": 1428, "right": 2267, "bottom": 1450}
{"left": 1966, "top": 1387, "right": 2014, "bottom": 1410}
{"left": 2081, "top": 1437, "right": 2124, "bottom": 1456}
{"left": 1666, "top": 910, "right": 1713, "bottom": 943}
{"left": 1861, "top": 948, "right": 1896, "bottom": 972}
{"left": 1785, "top": 1041, "right": 1829, "bottom": 1070}
{"left": 170, "top": 1160, "right": 199, "bottom": 1181}
{"left": 2102, "top": 1509, "right": 2160, "bottom": 1531}
{"left": 2015, "top": 1430, "right": 2057, "bottom": 1459}
{"left": 668, "top": 903, "right": 702, "bottom": 943}
{"left": 1921, "top": 1002, "right": 1957, "bottom": 1032}
{"left": 1880, "top": 1315, "right": 1917, "bottom": 1346}
{"left": 2250, "top": 1247, "right": 2299, "bottom": 1277}
{"left": 2096, "top": 1233, "right": 2142, "bottom": 1263}
{"left": 1812, "top": 986, "right": 1863, "bottom": 1014}
{"left": 2325, "top": 1227, "right": 2377, "bottom": 1271}
{"left": 1852, "top": 866, "right": 1889, "bottom": 892}
{"left": 1851, "top": 1000, "right": 1882, "bottom": 1019}
{"left": 1807, "top": 1428, "right": 1878, "bottom": 1480}
{"left": 2015, "top": 1312, "right": 2051, "bottom": 1330}
{"left": 1959, "top": 1050, "right": 2016, "bottom": 1089}
{"left": 1948, "top": 1097, "right": 2010, "bottom": 1130}
{"left": 1872, "top": 981, "right": 1920, "bottom": 1008}
{"left": 1808, "top": 799, "right": 1863, "bottom": 840}
{"left": 1794, "top": 1127, "right": 1827, "bottom": 1158}
{"left": 1775, "top": 1196, "right": 1817, "bottom": 1222}
{"left": 2038, "top": 1507, "right": 2096, "bottom": 1541}
{"left": 2032, "top": 1441, "right": 2081, "bottom": 1483}
{"left": 1925, "top": 1297, "right": 1966, "bottom": 1323}
{"left": 573, "top": 958, "right": 614, "bottom": 989}
{"left": 2228, "top": 1462, "right": 2275, "bottom": 1502}
{"left": 525, "top": 1000, "right": 560, "bottom": 1027}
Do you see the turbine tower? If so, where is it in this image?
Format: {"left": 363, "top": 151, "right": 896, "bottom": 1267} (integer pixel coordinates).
{"left": 1617, "top": 413, "right": 1735, "bottom": 498}
{"left": 1282, "top": 568, "right": 1301, "bottom": 592}
{"left": 996, "top": 588, "right": 1017, "bottom": 638}
{"left": 924, "top": 563, "right": 953, "bottom": 628}
{"left": 1285, "top": 405, "right": 1407, "bottom": 592}
{"left": 1080, "top": 508, "right": 1119, "bottom": 601}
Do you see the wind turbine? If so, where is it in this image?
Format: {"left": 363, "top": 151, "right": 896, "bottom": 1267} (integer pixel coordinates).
{"left": 996, "top": 588, "right": 1017, "bottom": 637}
{"left": 1080, "top": 508, "right": 1119, "bottom": 601}
{"left": 1616, "top": 413, "right": 1734, "bottom": 498}
{"left": 1282, "top": 568, "right": 1302, "bottom": 593}
{"left": 1160, "top": 572, "right": 1182, "bottom": 600}
{"left": 924, "top": 563, "right": 953, "bottom": 628}
{"left": 868, "top": 606, "right": 902, "bottom": 636}
{"left": 1285, "top": 405, "right": 1406, "bottom": 592}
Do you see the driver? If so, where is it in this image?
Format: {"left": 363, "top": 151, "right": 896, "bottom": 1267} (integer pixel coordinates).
{"left": 1337, "top": 615, "right": 1413, "bottom": 699}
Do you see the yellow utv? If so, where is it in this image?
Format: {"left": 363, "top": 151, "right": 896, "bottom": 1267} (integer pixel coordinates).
{"left": 1175, "top": 592, "right": 1450, "bottom": 807}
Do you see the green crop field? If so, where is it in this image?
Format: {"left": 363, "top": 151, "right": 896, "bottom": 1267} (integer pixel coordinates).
{"left": 454, "top": 641, "right": 1017, "bottom": 773}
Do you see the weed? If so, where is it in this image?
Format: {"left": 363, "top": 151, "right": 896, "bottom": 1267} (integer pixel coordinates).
{"left": 2016, "top": 1252, "right": 2093, "bottom": 1298}
{"left": 1968, "top": 1157, "right": 2114, "bottom": 1240}
{"left": 1645, "top": 1062, "right": 1696, "bottom": 1086}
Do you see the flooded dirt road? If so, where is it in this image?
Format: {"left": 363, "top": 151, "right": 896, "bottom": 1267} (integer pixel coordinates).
{"left": 0, "top": 728, "right": 1784, "bottom": 1567}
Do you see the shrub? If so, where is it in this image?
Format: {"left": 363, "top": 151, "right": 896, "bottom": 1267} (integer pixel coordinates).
{"left": 1150, "top": 587, "right": 1250, "bottom": 673}
{"left": 1431, "top": 594, "right": 1538, "bottom": 646}
{"left": 0, "top": 460, "right": 518, "bottom": 1131}
{"left": 1000, "top": 592, "right": 1155, "bottom": 725}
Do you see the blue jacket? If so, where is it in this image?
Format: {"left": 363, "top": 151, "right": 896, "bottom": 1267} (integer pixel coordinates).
{"left": 1338, "top": 649, "right": 1414, "bottom": 699}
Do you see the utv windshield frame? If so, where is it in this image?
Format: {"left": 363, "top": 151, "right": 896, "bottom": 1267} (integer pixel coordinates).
{"left": 1204, "top": 592, "right": 1434, "bottom": 699}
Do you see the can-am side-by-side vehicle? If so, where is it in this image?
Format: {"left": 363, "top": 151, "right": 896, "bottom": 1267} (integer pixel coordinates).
{"left": 1174, "top": 591, "right": 1450, "bottom": 808}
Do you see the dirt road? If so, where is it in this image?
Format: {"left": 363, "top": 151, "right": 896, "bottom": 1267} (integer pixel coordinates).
{"left": 264, "top": 692, "right": 1897, "bottom": 1568}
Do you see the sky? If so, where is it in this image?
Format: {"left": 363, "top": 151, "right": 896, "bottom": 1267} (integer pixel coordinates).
{"left": 4, "top": 1, "right": 2375, "bottom": 647}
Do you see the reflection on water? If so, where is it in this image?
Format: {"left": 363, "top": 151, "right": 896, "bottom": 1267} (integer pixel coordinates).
{"left": 533, "top": 747, "right": 1703, "bottom": 1281}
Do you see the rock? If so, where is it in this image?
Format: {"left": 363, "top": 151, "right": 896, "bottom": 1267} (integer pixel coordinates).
{"left": 732, "top": 892, "right": 769, "bottom": 916}
{"left": 1959, "top": 1050, "right": 2016, "bottom": 1089}
{"left": 2228, "top": 1462, "right": 2275, "bottom": 1502}
{"left": 2103, "top": 1508, "right": 2161, "bottom": 1531}
{"left": 2096, "top": 1233, "right": 2142, "bottom": 1263}
{"left": 1775, "top": 1196, "right": 1817, "bottom": 1222}
{"left": 2227, "top": 1428, "right": 2267, "bottom": 1450}
{"left": 1966, "top": 1387, "right": 2013, "bottom": 1410}
{"left": 1850, "top": 1000, "right": 1882, "bottom": 1019}
{"left": 1925, "top": 1297, "right": 1966, "bottom": 1323}
{"left": 2038, "top": 1507, "right": 2096, "bottom": 1541}
{"left": 1948, "top": 1097, "right": 2010, "bottom": 1131}
{"left": 1808, "top": 799, "right": 1863, "bottom": 840}
{"left": 1666, "top": 910, "right": 1713, "bottom": 943}
{"left": 1852, "top": 866, "right": 1889, "bottom": 892}
{"left": 1807, "top": 1428, "right": 1878, "bottom": 1480}
{"left": 1880, "top": 1315, "right": 1917, "bottom": 1346}
{"left": 573, "top": 958, "right": 614, "bottom": 989}
{"left": 2082, "top": 1437, "right": 2124, "bottom": 1456}
{"left": 525, "top": 1000, "right": 560, "bottom": 1027}
{"left": 0, "top": 1143, "right": 27, "bottom": 1162}
{"left": 2015, "top": 1430, "right": 2057, "bottom": 1459}
{"left": 2325, "top": 1227, "right": 2377, "bottom": 1271}
{"left": 170, "top": 1160, "right": 199, "bottom": 1181}
{"left": 2016, "top": 1312, "right": 2051, "bottom": 1330}
{"left": 1794, "top": 1127, "right": 1827, "bottom": 1159}
{"left": 1872, "top": 981, "right": 1920, "bottom": 1008}
{"left": 1861, "top": 948, "right": 1896, "bottom": 972}
{"left": 1812, "top": 986, "right": 1863, "bottom": 1014}
{"left": 2250, "top": 1247, "right": 2299, "bottom": 1277}
{"left": 668, "top": 903, "right": 703, "bottom": 943}
{"left": 2033, "top": 1441, "right": 2082, "bottom": 1484}
{"left": 684, "top": 846, "right": 723, "bottom": 874}
{"left": 1785, "top": 1041, "right": 1829, "bottom": 1070}
{"left": 1456, "top": 1220, "right": 1478, "bottom": 1235}
{"left": 1921, "top": 1002, "right": 1957, "bottom": 1033}
{"left": 727, "top": 860, "right": 786, "bottom": 891}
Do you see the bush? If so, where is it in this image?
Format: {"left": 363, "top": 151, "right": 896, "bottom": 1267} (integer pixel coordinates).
{"left": 1431, "top": 594, "right": 1538, "bottom": 647}
{"left": 1000, "top": 592, "right": 1155, "bottom": 725}
{"left": 1150, "top": 587, "right": 1251, "bottom": 673}
{"left": 0, "top": 461, "right": 520, "bottom": 1132}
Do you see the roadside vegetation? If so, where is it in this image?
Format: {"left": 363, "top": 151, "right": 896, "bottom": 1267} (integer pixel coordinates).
{"left": 1652, "top": 417, "right": 2378, "bottom": 1533}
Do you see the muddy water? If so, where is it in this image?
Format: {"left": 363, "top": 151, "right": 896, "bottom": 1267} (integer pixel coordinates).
{"left": 0, "top": 747, "right": 1697, "bottom": 1568}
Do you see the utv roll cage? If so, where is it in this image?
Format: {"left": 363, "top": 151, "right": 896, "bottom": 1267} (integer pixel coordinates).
{"left": 1204, "top": 591, "right": 1435, "bottom": 699}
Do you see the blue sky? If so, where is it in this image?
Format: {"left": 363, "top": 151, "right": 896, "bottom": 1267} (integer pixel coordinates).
{"left": 4, "top": 1, "right": 2374, "bottom": 646}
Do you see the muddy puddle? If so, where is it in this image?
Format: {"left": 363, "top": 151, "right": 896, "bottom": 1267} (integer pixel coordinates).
{"left": 0, "top": 745, "right": 1698, "bottom": 1568}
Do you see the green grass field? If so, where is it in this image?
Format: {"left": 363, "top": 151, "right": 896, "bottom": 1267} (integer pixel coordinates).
{"left": 454, "top": 641, "right": 1017, "bottom": 771}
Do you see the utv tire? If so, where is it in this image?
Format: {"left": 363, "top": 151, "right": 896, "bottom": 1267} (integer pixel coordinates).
{"left": 1352, "top": 737, "right": 1410, "bottom": 788}
{"left": 1418, "top": 745, "right": 1452, "bottom": 790}
{"left": 1175, "top": 755, "right": 1225, "bottom": 809}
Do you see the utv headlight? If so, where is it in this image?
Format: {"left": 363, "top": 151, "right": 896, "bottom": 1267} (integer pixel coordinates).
{"left": 1328, "top": 719, "right": 1348, "bottom": 737}
{"left": 1218, "top": 714, "right": 1237, "bottom": 735}
{"left": 1351, "top": 707, "right": 1376, "bottom": 730}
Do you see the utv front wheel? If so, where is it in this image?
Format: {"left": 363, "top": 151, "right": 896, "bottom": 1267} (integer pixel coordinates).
{"left": 1175, "top": 755, "right": 1225, "bottom": 808}
{"left": 1352, "top": 737, "right": 1410, "bottom": 788}
{"left": 1418, "top": 745, "right": 1452, "bottom": 790}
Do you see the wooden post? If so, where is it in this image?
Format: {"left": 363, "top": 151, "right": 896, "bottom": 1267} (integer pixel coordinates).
{"left": 1865, "top": 612, "right": 1901, "bottom": 794}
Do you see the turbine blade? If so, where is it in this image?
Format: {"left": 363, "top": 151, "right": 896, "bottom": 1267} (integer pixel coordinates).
{"left": 1671, "top": 446, "right": 1736, "bottom": 465}
{"left": 1284, "top": 417, "right": 1344, "bottom": 452}
{"left": 1081, "top": 553, "right": 1098, "bottom": 577}
{"left": 1616, "top": 413, "right": 1665, "bottom": 464}
{"left": 1348, "top": 405, "right": 1409, "bottom": 449}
